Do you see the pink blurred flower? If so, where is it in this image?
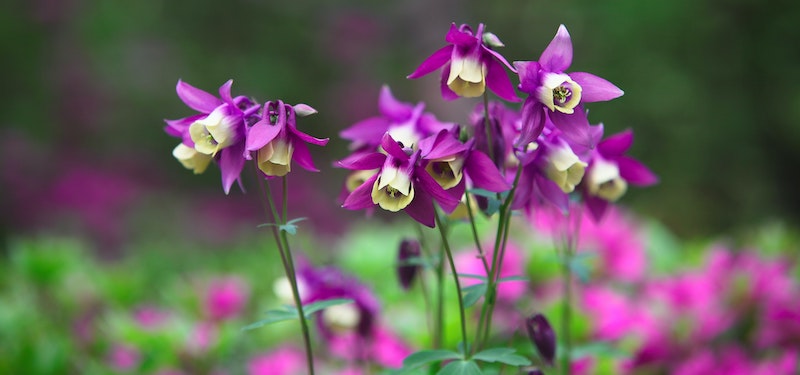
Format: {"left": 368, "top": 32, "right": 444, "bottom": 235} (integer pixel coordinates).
{"left": 132, "top": 305, "right": 170, "bottom": 329}
{"left": 186, "top": 321, "right": 218, "bottom": 355}
{"left": 247, "top": 347, "right": 305, "bottom": 375}
{"left": 455, "top": 241, "right": 528, "bottom": 302}
{"left": 107, "top": 343, "right": 140, "bottom": 372}
{"left": 204, "top": 276, "right": 250, "bottom": 321}
{"left": 327, "top": 324, "right": 413, "bottom": 368}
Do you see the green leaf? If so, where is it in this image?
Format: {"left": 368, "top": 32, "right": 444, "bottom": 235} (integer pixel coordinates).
{"left": 300, "top": 298, "right": 354, "bottom": 317}
{"left": 241, "top": 308, "right": 299, "bottom": 331}
{"left": 437, "top": 360, "right": 483, "bottom": 375}
{"left": 568, "top": 256, "right": 593, "bottom": 283}
{"left": 462, "top": 282, "right": 488, "bottom": 308}
{"left": 472, "top": 348, "right": 532, "bottom": 367}
{"left": 457, "top": 273, "right": 489, "bottom": 281}
{"left": 402, "top": 349, "right": 463, "bottom": 370}
{"left": 497, "top": 275, "right": 528, "bottom": 282}
{"left": 257, "top": 217, "right": 308, "bottom": 235}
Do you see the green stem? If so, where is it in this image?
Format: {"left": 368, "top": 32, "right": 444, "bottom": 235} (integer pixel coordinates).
{"left": 560, "top": 205, "right": 582, "bottom": 375}
{"left": 262, "top": 176, "right": 315, "bottom": 375}
{"left": 465, "top": 196, "right": 490, "bottom": 275}
{"left": 482, "top": 92, "right": 495, "bottom": 166}
{"left": 434, "top": 213, "right": 468, "bottom": 355}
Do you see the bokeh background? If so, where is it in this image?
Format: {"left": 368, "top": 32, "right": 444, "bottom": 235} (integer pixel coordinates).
{"left": 2, "top": 0, "right": 800, "bottom": 251}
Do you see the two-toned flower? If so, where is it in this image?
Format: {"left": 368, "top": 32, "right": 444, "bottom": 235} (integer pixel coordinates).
{"left": 408, "top": 23, "right": 518, "bottom": 102}
{"left": 515, "top": 25, "right": 624, "bottom": 147}
{"left": 164, "top": 79, "right": 259, "bottom": 193}
{"left": 244, "top": 100, "right": 328, "bottom": 177}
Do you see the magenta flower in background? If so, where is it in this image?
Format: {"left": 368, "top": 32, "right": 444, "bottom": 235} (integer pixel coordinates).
{"left": 107, "top": 343, "right": 141, "bottom": 372}
{"left": 408, "top": 23, "right": 518, "bottom": 102}
{"left": 165, "top": 80, "right": 259, "bottom": 193}
{"left": 247, "top": 347, "right": 305, "bottom": 375}
{"left": 515, "top": 25, "right": 623, "bottom": 147}
{"left": 244, "top": 100, "right": 329, "bottom": 177}
{"left": 204, "top": 276, "right": 250, "bottom": 322}
{"left": 132, "top": 305, "right": 171, "bottom": 330}
{"left": 339, "top": 85, "right": 452, "bottom": 150}
{"left": 340, "top": 133, "right": 460, "bottom": 227}
{"left": 455, "top": 242, "right": 527, "bottom": 302}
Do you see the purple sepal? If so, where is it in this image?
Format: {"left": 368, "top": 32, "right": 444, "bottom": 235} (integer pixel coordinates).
{"left": 407, "top": 45, "right": 454, "bottom": 79}
{"left": 517, "top": 99, "right": 545, "bottom": 147}
{"left": 514, "top": 61, "right": 541, "bottom": 94}
{"left": 291, "top": 140, "right": 318, "bottom": 172}
{"left": 343, "top": 174, "right": 379, "bottom": 210}
{"left": 337, "top": 152, "right": 386, "bottom": 171}
{"left": 245, "top": 119, "right": 282, "bottom": 152}
{"left": 419, "top": 130, "right": 467, "bottom": 160}
{"left": 340, "top": 117, "right": 389, "bottom": 143}
{"left": 539, "top": 24, "right": 573, "bottom": 73}
{"left": 584, "top": 193, "right": 610, "bottom": 222}
{"left": 378, "top": 85, "right": 414, "bottom": 120}
{"left": 570, "top": 72, "right": 624, "bottom": 102}
{"left": 465, "top": 151, "right": 510, "bottom": 192}
{"left": 219, "top": 142, "right": 246, "bottom": 195}
{"left": 176, "top": 80, "right": 221, "bottom": 113}
{"left": 550, "top": 107, "right": 592, "bottom": 147}
{"left": 218, "top": 79, "right": 234, "bottom": 104}
{"left": 535, "top": 175, "right": 569, "bottom": 213}
{"left": 438, "top": 66, "right": 460, "bottom": 101}
{"left": 404, "top": 188, "right": 435, "bottom": 228}
{"left": 618, "top": 156, "right": 658, "bottom": 186}
{"left": 416, "top": 168, "right": 459, "bottom": 213}
{"left": 380, "top": 133, "right": 410, "bottom": 160}
{"left": 598, "top": 129, "right": 633, "bottom": 156}
{"left": 486, "top": 58, "right": 520, "bottom": 102}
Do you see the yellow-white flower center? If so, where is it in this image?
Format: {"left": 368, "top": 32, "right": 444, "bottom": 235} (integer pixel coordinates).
{"left": 425, "top": 156, "right": 465, "bottom": 190}
{"left": 545, "top": 145, "right": 587, "bottom": 193}
{"left": 322, "top": 303, "right": 361, "bottom": 333}
{"left": 257, "top": 139, "right": 294, "bottom": 177}
{"left": 173, "top": 143, "right": 212, "bottom": 174}
{"left": 272, "top": 276, "right": 307, "bottom": 304}
{"left": 447, "top": 56, "right": 487, "bottom": 98}
{"left": 371, "top": 166, "right": 415, "bottom": 211}
{"left": 587, "top": 157, "right": 627, "bottom": 201}
{"left": 189, "top": 107, "right": 238, "bottom": 156}
{"left": 537, "top": 73, "right": 583, "bottom": 114}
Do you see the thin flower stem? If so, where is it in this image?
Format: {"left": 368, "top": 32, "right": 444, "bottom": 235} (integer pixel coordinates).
{"left": 261, "top": 176, "right": 315, "bottom": 375}
{"left": 560, "top": 205, "right": 582, "bottom": 375}
{"left": 434, "top": 212, "right": 469, "bottom": 355}
{"left": 473, "top": 167, "right": 522, "bottom": 353}
{"left": 465, "top": 196, "right": 490, "bottom": 275}
{"left": 482, "top": 92, "right": 495, "bottom": 166}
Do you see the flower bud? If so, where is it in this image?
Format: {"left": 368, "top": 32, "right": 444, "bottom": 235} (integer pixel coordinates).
{"left": 525, "top": 313, "right": 556, "bottom": 366}
{"left": 526, "top": 368, "right": 545, "bottom": 375}
{"left": 397, "top": 239, "right": 422, "bottom": 290}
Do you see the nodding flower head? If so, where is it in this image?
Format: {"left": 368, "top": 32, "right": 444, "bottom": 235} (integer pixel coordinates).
{"left": 189, "top": 104, "right": 243, "bottom": 157}
{"left": 408, "top": 23, "right": 519, "bottom": 102}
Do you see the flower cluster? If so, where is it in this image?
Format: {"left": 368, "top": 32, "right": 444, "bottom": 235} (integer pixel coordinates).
{"left": 164, "top": 80, "right": 328, "bottom": 193}
{"left": 340, "top": 23, "right": 656, "bottom": 225}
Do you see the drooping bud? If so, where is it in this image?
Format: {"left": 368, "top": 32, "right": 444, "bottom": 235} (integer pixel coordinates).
{"left": 397, "top": 238, "right": 422, "bottom": 290}
{"left": 525, "top": 313, "right": 556, "bottom": 366}
{"left": 526, "top": 368, "right": 545, "bottom": 375}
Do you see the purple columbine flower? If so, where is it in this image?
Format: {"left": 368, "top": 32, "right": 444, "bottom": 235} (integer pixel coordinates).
{"left": 340, "top": 133, "right": 460, "bottom": 228}
{"left": 408, "top": 23, "right": 519, "bottom": 102}
{"left": 165, "top": 80, "right": 259, "bottom": 194}
{"left": 397, "top": 238, "right": 422, "bottom": 290}
{"left": 514, "top": 25, "right": 623, "bottom": 147}
{"left": 581, "top": 129, "right": 658, "bottom": 221}
{"left": 468, "top": 100, "right": 521, "bottom": 168}
{"left": 244, "top": 100, "right": 328, "bottom": 177}
{"left": 340, "top": 85, "right": 452, "bottom": 151}
{"left": 417, "top": 128, "right": 511, "bottom": 201}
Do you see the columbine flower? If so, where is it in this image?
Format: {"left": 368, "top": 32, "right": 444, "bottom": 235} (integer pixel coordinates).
{"left": 340, "top": 85, "right": 451, "bottom": 150}
{"left": 204, "top": 276, "right": 250, "bottom": 321}
{"left": 542, "top": 137, "right": 587, "bottom": 194}
{"left": 515, "top": 25, "right": 623, "bottom": 147}
{"left": 408, "top": 23, "right": 518, "bottom": 102}
{"left": 340, "top": 133, "right": 460, "bottom": 227}
{"left": 165, "top": 80, "right": 258, "bottom": 193}
{"left": 581, "top": 129, "right": 657, "bottom": 221}
{"left": 244, "top": 101, "right": 328, "bottom": 177}
{"left": 397, "top": 238, "right": 421, "bottom": 290}
{"left": 468, "top": 100, "right": 521, "bottom": 168}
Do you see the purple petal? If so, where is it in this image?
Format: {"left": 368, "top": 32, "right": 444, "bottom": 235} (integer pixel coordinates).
{"left": 539, "top": 25, "right": 573, "bottom": 72}
{"left": 164, "top": 115, "right": 203, "bottom": 137}
{"left": 445, "top": 23, "right": 477, "bottom": 45}
{"left": 415, "top": 167, "right": 459, "bottom": 213}
{"left": 510, "top": 169, "right": 533, "bottom": 211}
{"left": 176, "top": 80, "right": 221, "bottom": 113}
{"left": 584, "top": 193, "right": 609, "bottom": 223}
{"left": 403, "top": 188, "right": 435, "bottom": 228}
{"left": 408, "top": 45, "right": 454, "bottom": 79}
{"left": 340, "top": 117, "right": 390, "bottom": 143}
{"left": 291, "top": 138, "right": 319, "bottom": 172}
{"left": 484, "top": 46, "right": 516, "bottom": 71}
{"left": 535, "top": 175, "right": 569, "bottom": 213}
{"left": 439, "top": 66, "right": 460, "bottom": 101}
{"left": 218, "top": 79, "right": 234, "bottom": 104}
{"left": 290, "top": 127, "right": 329, "bottom": 147}
{"left": 378, "top": 85, "right": 414, "bottom": 120}
{"left": 380, "top": 133, "right": 409, "bottom": 160}
{"left": 515, "top": 98, "right": 546, "bottom": 148}
{"left": 617, "top": 156, "right": 658, "bottom": 186}
{"left": 337, "top": 152, "right": 386, "bottom": 170}
{"left": 570, "top": 72, "right": 623, "bottom": 103}
{"left": 485, "top": 59, "right": 520, "bottom": 102}
{"left": 598, "top": 129, "right": 633, "bottom": 156}
{"left": 343, "top": 174, "right": 379, "bottom": 210}
{"left": 219, "top": 142, "right": 246, "bottom": 195}
{"left": 419, "top": 130, "right": 467, "bottom": 160}
{"left": 448, "top": 178, "right": 467, "bottom": 201}
{"left": 245, "top": 120, "right": 282, "bottom": 152}
{"left": 550, "top": 108, "right": 592, "bottom": 147}
{"left": 514, "top": 61, "right": 541, "bottom": 94}
{"left": 465, "top": 151, "right": 511, "bottom": 192}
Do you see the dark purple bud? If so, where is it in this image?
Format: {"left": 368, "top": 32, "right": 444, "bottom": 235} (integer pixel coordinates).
{"left": 526, "top": 368, "right": 545, "bottom": 375}
{"left": 397, "top": 238, "right": 422, "bottom": 290}
{"left": 525, "top": 313, "right": 556, "bottom": 366}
